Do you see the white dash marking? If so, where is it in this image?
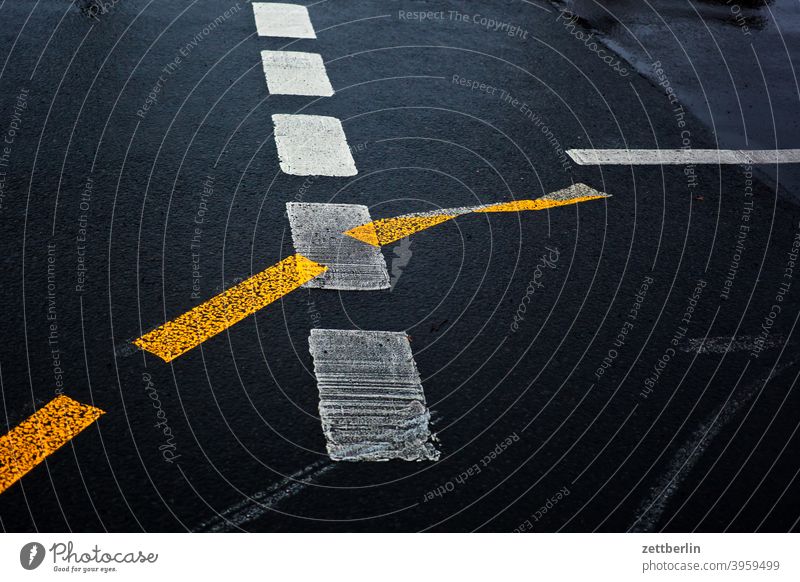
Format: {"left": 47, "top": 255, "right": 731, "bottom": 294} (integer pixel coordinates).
{"left": 272, "top": 114, "right": 358, "bottom": 177}
{"left": 308, "top": 329, "right": 440, "bottom": 462}
{"left": 252, "top": 3, "right": 316, "bottom": 38}
{"left": 287, "top": 202, "right": 390, "bottom": 290}
{"left": 260, "top": 50, "right": 334, "bottom": 97}
{"left": 567, "top": 149, "right": 800, "bottom": 166}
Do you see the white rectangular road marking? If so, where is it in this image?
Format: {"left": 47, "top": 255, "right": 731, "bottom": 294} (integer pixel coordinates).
{"left": 287, "top": 202, "right": 390, "bottom": 290}
{"left": 272, "top": 114, "right": 358, "bottom": 176}
{"left": 261, "top": 50, "right": 334, "bottom": 96}
{"left": 252, "top": 3, "right": 316, "bottom": 38}
{"left": 567, "top": 149, "right": 800, "bottom": 165}
{"left": 308, "top": 329, "right": 440, "bottom": 462}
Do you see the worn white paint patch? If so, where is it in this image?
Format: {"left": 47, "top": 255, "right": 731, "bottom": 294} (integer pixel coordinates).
{"left": 389, "top": 237, "right": 413, "bottom": 291}
{"left": 193, "top": 460, "right": 335, "bottom": 532}
{"left": 680, "top": 335, "right": 785, "bottom": 354}
{"left": 630, "top": 360, "right": 794, "bottom": 532}
{"left": 567, "top": 149, "right": 800, "bottom": 165}
{"left": 287, "top": 202, "right": 390, "bottom": 290}
{"left": 252, "top": 3, "right": 316, "bottom": 38}
{"left": 260, "top": 50, "right": 334, "bottom": 96}
{"left": 272, "top": 114, "right": 358, "bottom": 176}
{"left": 308, "top": 329, "right": 440, "bottom": 462}
{"left": 541, "top": 182, "right": 608, "bottom": 201}
{"left": 114, "top": 338, "right": 139, "bottom": 359}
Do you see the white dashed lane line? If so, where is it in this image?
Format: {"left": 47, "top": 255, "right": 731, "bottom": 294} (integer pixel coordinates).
{"left": 252, "top": 2, "right": 317, "bottom": 38}
{"left": 568, "top": 148, "right": 800, "bottom": 165}
{"left": 308, "top": 329, "right": 440, "bottom": 462}
{"left": 260, "top": 50, "right": 334, "bottom": 96}
{"left": 272, "top": 114, "right": 358, "bottom": 176}
{"left": 287, "top": 202, "right": 390, "bottom": 290}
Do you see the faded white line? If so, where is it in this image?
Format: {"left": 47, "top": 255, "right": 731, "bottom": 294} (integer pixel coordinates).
{"left": 272, "top": 114, "right": 358, "bottom": 176}
{"left": 260, "top": 50, "right": 334, "bottom": 97}
{"left": 252, "top": 3, "right": 316, "bottom": 38}
{"left": 308, "top": 329, "right": 440, "bottom": 462}
{"left": 630, "top": 361, "right": 794, "bottom": 532}
{"left": 193, "top": 460, "right": 335, "bottom": 532}
{"left": 680, "top": 335, "right": 785, "bottom": 355}
{"left": 287, "top": 202, "right": 390, "bottom": 290}
{"left": 567, "top": 149, "right": 800, "bottom": 165}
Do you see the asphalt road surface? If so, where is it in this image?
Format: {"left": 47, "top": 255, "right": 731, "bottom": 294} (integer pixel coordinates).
{"left": 1, "top": 0, "right": 799, "bottom": 532}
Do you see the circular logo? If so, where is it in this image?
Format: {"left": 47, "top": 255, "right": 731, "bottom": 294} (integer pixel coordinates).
{"left": 20, "top": 542, "right": 45, "bottom": 570}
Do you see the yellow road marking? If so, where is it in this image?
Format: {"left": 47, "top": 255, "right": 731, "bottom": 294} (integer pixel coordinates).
{"left": 346, "top": 214, "right": 456, "bottom": 246}
{"left": 134, "top": 253, "right": 327, "bottom": 362}
{"left": 345, "top": 187, "right": 610, "bottom": 247}
{"left": 134, "top": 185, "right": 609, "bottom": 362}
{"left": 0, "top": 395, "right": 104, "bottom": 495}
{"left": 474, "top": 194, "right": 606, "bottom": 213}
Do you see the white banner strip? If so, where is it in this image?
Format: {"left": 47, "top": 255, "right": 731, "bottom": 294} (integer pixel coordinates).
{"left": 1, "top": 534, "right": 797, "bottom": 581}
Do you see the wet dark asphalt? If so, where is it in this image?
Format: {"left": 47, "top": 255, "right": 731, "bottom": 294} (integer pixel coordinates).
{"left": 0, "top": 0, "right": 799, "bottom": 532}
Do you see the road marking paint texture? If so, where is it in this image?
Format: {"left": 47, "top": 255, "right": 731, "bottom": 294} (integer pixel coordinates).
{"left": 272, "top": 114, "right": 358, "bottom": 177}
{"left": 287, "top": 203, "right": 390, "bottom": 290}
{"left": 308, "top": 329, "right": 440, "bottom": 462}
{"left": 134, "top": 254, "right": 326, "bottom": 362}
{"left": 345, "top": 183, "right": 611, "bottom": 246}
{"left": 260, "top": 51, "right": 334, "bottom": 97}
{"left": 194, "top": 460, "right": 335, "bottom": 532}
{"left": 252, "top": 2, "right": 316, "bottom": 38}
{"left": 0, "top": 395, "right": 104, "bottom": 494}
{"left": 132, "top": 184, "right": 607, "bottom": 361}
{"left": 567, "top": 149, "right": 800, "bottom": 165}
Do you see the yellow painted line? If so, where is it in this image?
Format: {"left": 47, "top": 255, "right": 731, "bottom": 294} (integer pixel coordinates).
{"left": 346, "top": 214, "right": 456, "bottom": 246}
{"left": 474, "top": 194, "right": 606, "bottom": 213}
{"left": 345, "top": 185, "right": 610, "bottom": 247}
{"left": 134, "top": 253, "right": 327, "bottom": 362}
{"left": 0, "top": 395, "right": 104, "bottom": 495}
{"left": 134, "top": 185, "right": 608, "bottom": 362}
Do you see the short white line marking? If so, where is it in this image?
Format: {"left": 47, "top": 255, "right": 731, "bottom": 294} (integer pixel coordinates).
{"left": 287, "top": 202, "right": 390, "bottom": 290}
{"left": 308, "top": 329, "right": 440, "bottom": 462}
{"left": 272, "top": 114, "right": 358, "bottom": 176}
{"left": 252, "top": 3, "right": 316, "bottom": 38}
{"left": 260, "top": 50, "right": 334, "bottom": 96}
{"left": 567, "top": 149, "right": 800, "bottom": 165}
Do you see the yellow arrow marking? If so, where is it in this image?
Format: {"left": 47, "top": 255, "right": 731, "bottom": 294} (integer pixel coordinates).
{"left": 134, "top": 253, "right": 327, "bottom": 362}
{"left": 0, "top": 395, "right": 104, "bottom": 495}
